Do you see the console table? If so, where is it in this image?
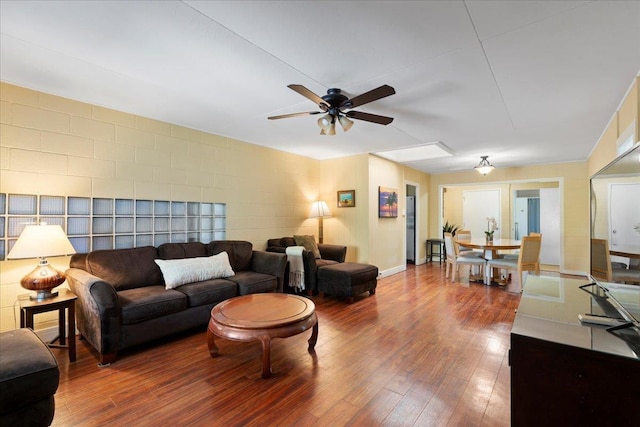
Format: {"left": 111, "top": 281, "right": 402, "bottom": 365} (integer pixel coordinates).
{"left": 510, "top": 275, "right": 639, "bottom": 426}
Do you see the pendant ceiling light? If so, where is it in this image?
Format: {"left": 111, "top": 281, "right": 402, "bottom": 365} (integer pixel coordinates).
{"left": 474, "top": 156, "right": 495, "bottom": 175}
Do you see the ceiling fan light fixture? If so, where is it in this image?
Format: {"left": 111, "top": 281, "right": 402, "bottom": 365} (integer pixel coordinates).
{"left": 474, "top": 156, "right": 495, "bottom": 175}
{"left": 317, "top": 114, "right": 332, "bottom": 130}
{"left": 338, "top": 115, "right": 354, "bottom": 132}
{"left": 327, "top": 120, "right": 336, "bottom": 135}
{"left": 273, "top": 84, "right": 395, "bottom": 134}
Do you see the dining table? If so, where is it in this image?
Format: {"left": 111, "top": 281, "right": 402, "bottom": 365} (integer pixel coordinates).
{"left": 456, "top": 238, "right": 522, "bottom": 259}
{"left": 456, "top": 238, "right": 522, "bottom": 284}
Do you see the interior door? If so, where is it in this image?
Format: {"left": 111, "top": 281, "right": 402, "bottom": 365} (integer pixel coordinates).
{"left": 463, "top": 190, "right": 500, "bottom": 238}
{"left": 514, "top": 196, "right": 529, "bottom": 239}
{"left": 539, "top": 188, "right": 560, "bottom": 265}
{"left": 406, "top": 195, "right": 415, "bottom": 263}
{"left": 609, "top": 183, "right": 640, "bottom": 252}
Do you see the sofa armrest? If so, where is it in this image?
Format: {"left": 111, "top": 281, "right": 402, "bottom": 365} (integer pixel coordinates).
{"left": 65, "top": 268, "right": 121, "bottom": 357}
{"left": 250, "top": 251, "right": 287, "bottom": 293}
{"left": 318, "top": 244, "right": 347, "bottom": 263}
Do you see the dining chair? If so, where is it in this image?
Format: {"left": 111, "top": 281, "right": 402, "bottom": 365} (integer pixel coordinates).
{"left": 503, "top": 232, "right": 541, "bottom": 260}
{"left": 486, "top": 234, "right": 542, "bottom": 291}
{"left": 454, "top": 230, "right": 483, "bottom": 257}
{"left": 444, "top": 233, "right": 487, "bottom": 284}
{"left": 590, "top": 239, "right": 640, "bottom": 284}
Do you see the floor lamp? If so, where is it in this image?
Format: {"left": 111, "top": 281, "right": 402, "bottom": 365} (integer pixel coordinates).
{"left": 309, "top": 201, "right": 332, "bottom": 244}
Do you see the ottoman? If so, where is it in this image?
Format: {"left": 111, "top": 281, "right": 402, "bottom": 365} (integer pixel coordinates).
{"left": 318, "top": 262, "right": 379, "bottom": 303}
{"left": 0, "top": 329, "right": 60, "bottom": 427}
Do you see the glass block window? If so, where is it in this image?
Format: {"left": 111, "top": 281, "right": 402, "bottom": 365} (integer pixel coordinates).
{"left": 8, "top": 194, "right": 36, "bottom": 215}
{"left": 40, "top": 196, "right": 65, "bottom": 215}
{"left": 0, "top": 193, "right": 226, "bottom": 260}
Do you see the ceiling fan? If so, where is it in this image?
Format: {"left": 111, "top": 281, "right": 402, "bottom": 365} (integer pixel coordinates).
{"left": 268, "top": 84, "right": 396, "bottom": 135}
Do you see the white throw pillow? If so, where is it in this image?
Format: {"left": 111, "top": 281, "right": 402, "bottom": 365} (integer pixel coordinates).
{"left": 155, "top": 252, "right": 235, "bottom": 289}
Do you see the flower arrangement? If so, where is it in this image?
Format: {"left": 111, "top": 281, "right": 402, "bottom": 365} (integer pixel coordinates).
{"left": 485, "top": 217, "right": 498, "bottom": 240}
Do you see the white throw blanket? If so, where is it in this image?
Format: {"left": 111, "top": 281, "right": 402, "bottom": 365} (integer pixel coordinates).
{"left": 286, "top": 246, "right": 305, "bottom": 292}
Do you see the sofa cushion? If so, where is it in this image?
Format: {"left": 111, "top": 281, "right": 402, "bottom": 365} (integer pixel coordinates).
{"left": 174, "top": 278, "right": 238, "bottom": 307}
{"left": 0, "top": 329, "right": 59, "bottom": 417}
{"left": 85, "top": 246, "right": 163, "bottom": 290}
{"left": 230, "top": 271, "right": 277, "bottom": 295}
{"left": 316, "top": 258, "right": 339, "bottom": 268}
{"left": 294, "top": 235, "right": 321, "bottom": 259}
{"left": 265, "top": 246, "right": 286, "bottom": 254}
{"left": 154, "top": 252, "right": 235, "bottom": 290}
{"left": 118, "top": 286, "right": 187, "bottom": 325}
{"left": 209, "top": 240, "right": 253, "bottom": 272}
{"left": 267, "top": 237, "right": 296, "bottom": 248}
{"left": 157, "top": 242, "right": 208, "bottom": 260}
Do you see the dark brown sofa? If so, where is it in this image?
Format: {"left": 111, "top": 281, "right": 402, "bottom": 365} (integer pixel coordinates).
{"left": 65, "top": 240, "right": 286, "bottom": 366}
{"left": 266, "top": 237, "right": 347, "bottom": 294}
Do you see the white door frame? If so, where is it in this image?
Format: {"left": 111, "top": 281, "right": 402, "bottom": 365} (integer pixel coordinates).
{"left": 405, "top": 180, "right": 421, "bottom": 266}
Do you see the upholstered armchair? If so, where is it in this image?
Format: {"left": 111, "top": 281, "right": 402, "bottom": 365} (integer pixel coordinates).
{"left": 266, "top": 236, "right": 347, "bottom": 294}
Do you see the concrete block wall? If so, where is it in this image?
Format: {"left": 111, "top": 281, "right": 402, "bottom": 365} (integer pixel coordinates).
{"left": 0, "top": 82, "right": 320, "bottom": 333}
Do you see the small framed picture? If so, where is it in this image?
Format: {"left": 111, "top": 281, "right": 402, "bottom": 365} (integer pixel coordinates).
{"left": 337, "top": 190, "right": 355, "bottom": 208}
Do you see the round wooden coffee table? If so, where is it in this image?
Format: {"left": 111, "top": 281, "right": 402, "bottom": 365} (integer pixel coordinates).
{"left": 207, "top": 293, "right": 318, "bottom": 378}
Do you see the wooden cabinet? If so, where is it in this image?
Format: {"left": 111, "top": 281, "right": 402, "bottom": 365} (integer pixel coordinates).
{"left": 510, "top": 276, "right": 640, "bottom": 426}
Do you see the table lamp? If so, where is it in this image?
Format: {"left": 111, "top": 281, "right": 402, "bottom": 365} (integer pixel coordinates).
{"left": 309, "top": 201, "right": 332, "bottom": 243}
{"left": 7, "top": 224, "right": 76, "bottom": 300}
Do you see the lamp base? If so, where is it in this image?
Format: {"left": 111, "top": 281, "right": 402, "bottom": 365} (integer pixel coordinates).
{"left": 20, "top": 260, "right": 65, "bottom": 301}
{"left": 30, "top": 290, "right": 59, "bottom": 301}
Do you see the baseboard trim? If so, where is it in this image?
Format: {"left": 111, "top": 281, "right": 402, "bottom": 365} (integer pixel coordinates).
{"left": 379, "top": 265, "right": 406, "bottom": 278}
{"left": 559, "top": 269, "right": 589, "bottom": 278}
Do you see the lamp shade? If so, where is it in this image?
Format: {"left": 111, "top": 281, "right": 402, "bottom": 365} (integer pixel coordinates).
{"left": 8, "top": 224, "right": 76, "bottom": 260}
{"left": 317, "top": 114, "right": 331, "bottom": 130}
{"left": 309, "top": 201, "right": 332, "bottom": 218}
{"left": 338, "top": 115, "right": 354, "bottom": 132}
{"left": 327, "top": 121, "right": 336, "bottom": 136}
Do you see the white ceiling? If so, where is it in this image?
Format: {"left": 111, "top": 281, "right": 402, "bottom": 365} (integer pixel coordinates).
{"left": 1, "top": 1, "right": 639, "bottom": 174}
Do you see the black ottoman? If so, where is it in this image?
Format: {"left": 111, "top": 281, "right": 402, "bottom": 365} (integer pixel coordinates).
{"left": 318, "top": 262, "right": 378, "bottom": 303}
{"left": 0, "top": 329, "right": 60, "bottom": 427}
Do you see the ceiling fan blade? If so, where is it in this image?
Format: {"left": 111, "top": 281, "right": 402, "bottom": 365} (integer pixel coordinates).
{"left": 346, "top": 111, "right": 394, "bottom": 125}
{"left": 268, "top": 111, "right": 321, "bottom": 120}
{"left": 288, "top": 84, "right": 329, "bottom": 110}
{"left": 342, "top": 84, "right": 395, "bottom": 109}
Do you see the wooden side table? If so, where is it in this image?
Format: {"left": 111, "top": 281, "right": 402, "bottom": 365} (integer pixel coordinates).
{"left": 19, "top": 288, "right": 77, "bottom": 362}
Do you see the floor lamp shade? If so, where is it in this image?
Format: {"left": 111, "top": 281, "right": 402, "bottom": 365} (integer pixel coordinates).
{"left": 309, "top": 201, "right": 332, "bottom": 244}
{"left": 8, "top": 224, "right": 76, "bottom": 300}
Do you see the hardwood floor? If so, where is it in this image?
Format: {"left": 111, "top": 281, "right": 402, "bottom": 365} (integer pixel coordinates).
{"left": 50, "top": 263, "right": 523, "bottom": 426}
